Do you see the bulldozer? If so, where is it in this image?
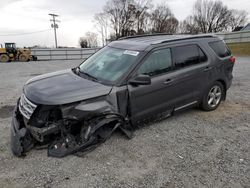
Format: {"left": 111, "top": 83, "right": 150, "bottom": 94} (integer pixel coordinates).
{"left": 0, "top": 43, "right": 37, "bottom": 62}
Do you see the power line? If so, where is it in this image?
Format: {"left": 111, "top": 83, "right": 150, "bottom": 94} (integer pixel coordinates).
{"left": 0, "top": 29, "right": 52, "bottom": 36}
{"left": 49, "top": 13, "right": 60, "bottom": 48}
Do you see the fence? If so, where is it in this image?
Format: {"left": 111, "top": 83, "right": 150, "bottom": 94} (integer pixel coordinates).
{"left": 31, "top": 48, "right": 100, "bottom": 61}
{"left": 216, "top": 30, "right": 250, "bottom": 43}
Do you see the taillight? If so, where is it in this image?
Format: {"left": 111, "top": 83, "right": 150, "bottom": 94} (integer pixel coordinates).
{"left": 229, "top": 56, "right": 236, "bottom": 63}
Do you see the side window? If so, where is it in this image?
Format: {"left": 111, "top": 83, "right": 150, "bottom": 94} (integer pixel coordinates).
{"left": 138, "top": 48, "right": 172, "bottom": 76}
{"left": 209, "top": 40, "right": 231, "bottom": 58}
{"left": 172, "top": 44, "right": 207, "bottom": 69}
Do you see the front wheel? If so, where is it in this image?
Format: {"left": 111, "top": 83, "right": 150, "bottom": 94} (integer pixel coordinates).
{"left": 201, "top": 81, "right": 224, "bottom": 111}
{"left": 0, "top": 54, "right": 10, "bottom": 62}
{"left": 19, "top": 54, "right": 28, "bottom": 62}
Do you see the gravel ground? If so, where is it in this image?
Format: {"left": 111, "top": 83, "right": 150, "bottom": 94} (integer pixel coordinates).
{"left": 0, "top": 58, "right": 249, "bottom": 188}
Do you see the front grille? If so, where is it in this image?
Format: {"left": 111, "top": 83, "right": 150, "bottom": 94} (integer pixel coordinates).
{"left": 19, "top": 94, "right": 37, "bottom": 119}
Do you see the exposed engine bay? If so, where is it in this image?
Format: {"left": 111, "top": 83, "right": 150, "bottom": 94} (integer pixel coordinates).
{"left": 11, "top": 92, "right": 134, "bottom": 158}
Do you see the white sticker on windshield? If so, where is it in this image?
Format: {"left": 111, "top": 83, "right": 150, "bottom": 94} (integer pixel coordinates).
{"left": 123, "top": 50, "right": 139, "bottom": 56}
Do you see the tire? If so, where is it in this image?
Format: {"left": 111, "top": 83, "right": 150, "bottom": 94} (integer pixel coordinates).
{"left": 19, "top": 54, "right": 28, "bottom": 62}
{"left": 0, "top": 54, "right": 10, "bottom": 63}
{"left": 201, "top": 81, "right": 224, "bottom": 111}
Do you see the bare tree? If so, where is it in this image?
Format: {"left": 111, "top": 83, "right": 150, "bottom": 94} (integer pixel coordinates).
{"left": 94, "top": 0, "right": 248, "bottom": 39}
{"left": 79, "top": 37, "right": 88, "bottom": 48}
{"left": 95, "top": 13, "right": 109, "bottom": 46}
{"left": 179, "top": 16, "right": 199, "bottom": 34}
{"left": 192, "top": 0, "right": 232, "bottom": 33}
{"left": 150, "top": 3, "right": 178, "bottom": 33}
{"left": 79, "top": 32, "right": 98, "bottom": 48}
{"left": 100, "top": 0, "right": 179, "bottom": 37}
{"left": 85, "top": 32, "right": 98, "bottom": 47}
{"left": 167, "top": 16, "right": 179, "bottom": 34}
{"left": 104, "top": 0, "right": 137, "bottom": 38}
{"left": 136, "top": 11, "right": 151, "bottom": 34}
{"left": 229, "top": 10, "right": 248, "bottom": 31}
{"left": 102, "top": 0, "right": 154, "bottom": 38}
{"left": 134, "top": 0, "right": 152, "bottom": 34}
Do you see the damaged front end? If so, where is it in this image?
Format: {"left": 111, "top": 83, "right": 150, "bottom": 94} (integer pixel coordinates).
{"left": 11, "top": 94, "right": 133, "bottom": 158}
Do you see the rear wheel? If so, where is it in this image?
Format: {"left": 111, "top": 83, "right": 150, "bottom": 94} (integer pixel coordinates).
{"left": 201, "top": 81, "right": 224, "bottom": 111}
{"left": 19, "top": 54, "right": 28, "bottom": 62}
{"left": 0, "top": 54, "right": 10, "bottom": 62}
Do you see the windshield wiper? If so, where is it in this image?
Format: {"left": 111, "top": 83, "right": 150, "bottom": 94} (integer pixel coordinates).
{"left": 78, "top": 68, "right": 99, "bottom": 82}
{"left": 73, "top": 67, "right": 80, "bottom": 75}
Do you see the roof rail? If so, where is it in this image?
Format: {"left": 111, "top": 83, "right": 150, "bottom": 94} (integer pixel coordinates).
{"left": 161, "top": 34, "right": 216, "bottom": 44}
{"left": 118, "top": 33, "right": 173, "bottom": 40}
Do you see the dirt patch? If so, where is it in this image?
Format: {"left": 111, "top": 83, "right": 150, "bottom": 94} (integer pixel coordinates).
{"left": 0, "top": 105, "right": 14, "bottom": 119}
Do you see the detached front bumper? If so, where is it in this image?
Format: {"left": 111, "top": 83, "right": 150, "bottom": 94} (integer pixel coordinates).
{"left": 10, "top": 103, "right": 34, "bottom": 157}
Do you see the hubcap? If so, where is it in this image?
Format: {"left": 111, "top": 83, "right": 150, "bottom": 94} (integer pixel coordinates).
{"left": 207, "top": 85, "right": 222, "bottom": 108}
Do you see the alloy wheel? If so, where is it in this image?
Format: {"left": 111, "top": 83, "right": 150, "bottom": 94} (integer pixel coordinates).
{"left": 207, "top": 85, "right": 222, "bottom": 108}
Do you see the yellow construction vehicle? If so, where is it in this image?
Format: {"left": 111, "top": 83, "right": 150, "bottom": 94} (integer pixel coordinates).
{"left": 0, "top": 43, "right": 37, "bottom": 63}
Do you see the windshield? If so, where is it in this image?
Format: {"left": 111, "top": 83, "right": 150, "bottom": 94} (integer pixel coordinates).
{"left": 79, "top": 46, "right": 140, "bottom": 83}
{"left": 5, "top": 43, "right": 16, "bottom": 48}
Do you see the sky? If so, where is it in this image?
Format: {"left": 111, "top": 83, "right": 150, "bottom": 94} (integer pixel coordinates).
{"left": 0, "top": 0, "right": 249, "bottom": 47}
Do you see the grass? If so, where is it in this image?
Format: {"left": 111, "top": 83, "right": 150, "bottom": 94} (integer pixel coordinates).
{"left": 227, "top": 42, "right": 250, "bottom": 56}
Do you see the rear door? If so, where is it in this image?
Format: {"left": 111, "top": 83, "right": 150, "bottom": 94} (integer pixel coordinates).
{"left": 171, "top": 44, "right": 210, "bottom": 107}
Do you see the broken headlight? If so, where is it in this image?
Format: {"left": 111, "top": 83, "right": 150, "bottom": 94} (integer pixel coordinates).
{"left": 19, "top": 94, "right": 37, "bottom": 119}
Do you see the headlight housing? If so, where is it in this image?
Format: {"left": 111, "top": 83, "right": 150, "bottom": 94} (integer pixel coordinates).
{"left": 19, "top": 94, "right": 37, "bottom": 119}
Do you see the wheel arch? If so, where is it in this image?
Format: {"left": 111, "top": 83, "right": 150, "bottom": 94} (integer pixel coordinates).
{"left": 215, "top": 79, "right": 227, "bottom": 100}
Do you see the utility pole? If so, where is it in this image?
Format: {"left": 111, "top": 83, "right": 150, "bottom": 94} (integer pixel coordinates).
{"left": 49, "top": 13, "right": 60, "bottom": 48}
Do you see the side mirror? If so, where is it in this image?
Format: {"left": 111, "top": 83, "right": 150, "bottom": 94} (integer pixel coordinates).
{"left": 129, "top": 74, "right": 151, "bottom": 86}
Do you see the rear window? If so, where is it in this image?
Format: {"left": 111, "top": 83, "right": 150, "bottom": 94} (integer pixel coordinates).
{"left": 172, "top": 44, "right": 207, "bottom": 69}
{"left": 209, "top": 40, "right": 231, "bottom": 58}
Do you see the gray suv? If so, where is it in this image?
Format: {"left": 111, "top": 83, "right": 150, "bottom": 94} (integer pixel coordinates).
{"left": 11, "top": 34, "right": 235, "bottom": 157}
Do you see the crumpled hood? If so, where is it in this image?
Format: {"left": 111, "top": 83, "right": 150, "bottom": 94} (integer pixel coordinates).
{"left": 24, "top": 69, "right": 112, "bottom": 105}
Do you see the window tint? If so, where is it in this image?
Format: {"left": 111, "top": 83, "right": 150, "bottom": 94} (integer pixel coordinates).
{"left": 138, "top": 48, "right": 172, "bottom": 76}
{"left": 172, "top": 44, "right": 207, "bottom": 69}
{"left": 209, "top": 40, "right": 231, "bottom": 58}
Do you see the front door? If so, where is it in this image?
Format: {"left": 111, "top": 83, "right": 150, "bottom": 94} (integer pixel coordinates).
{"left": 128, "top": 48, "right": 176, "bottom": 123}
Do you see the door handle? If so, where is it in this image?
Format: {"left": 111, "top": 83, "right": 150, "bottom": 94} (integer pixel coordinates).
{"left": 203, "top": 66, "right": 212, "bottom": 72}
{"left": 163, "top": 79, "right": 173, "bottom": 85}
